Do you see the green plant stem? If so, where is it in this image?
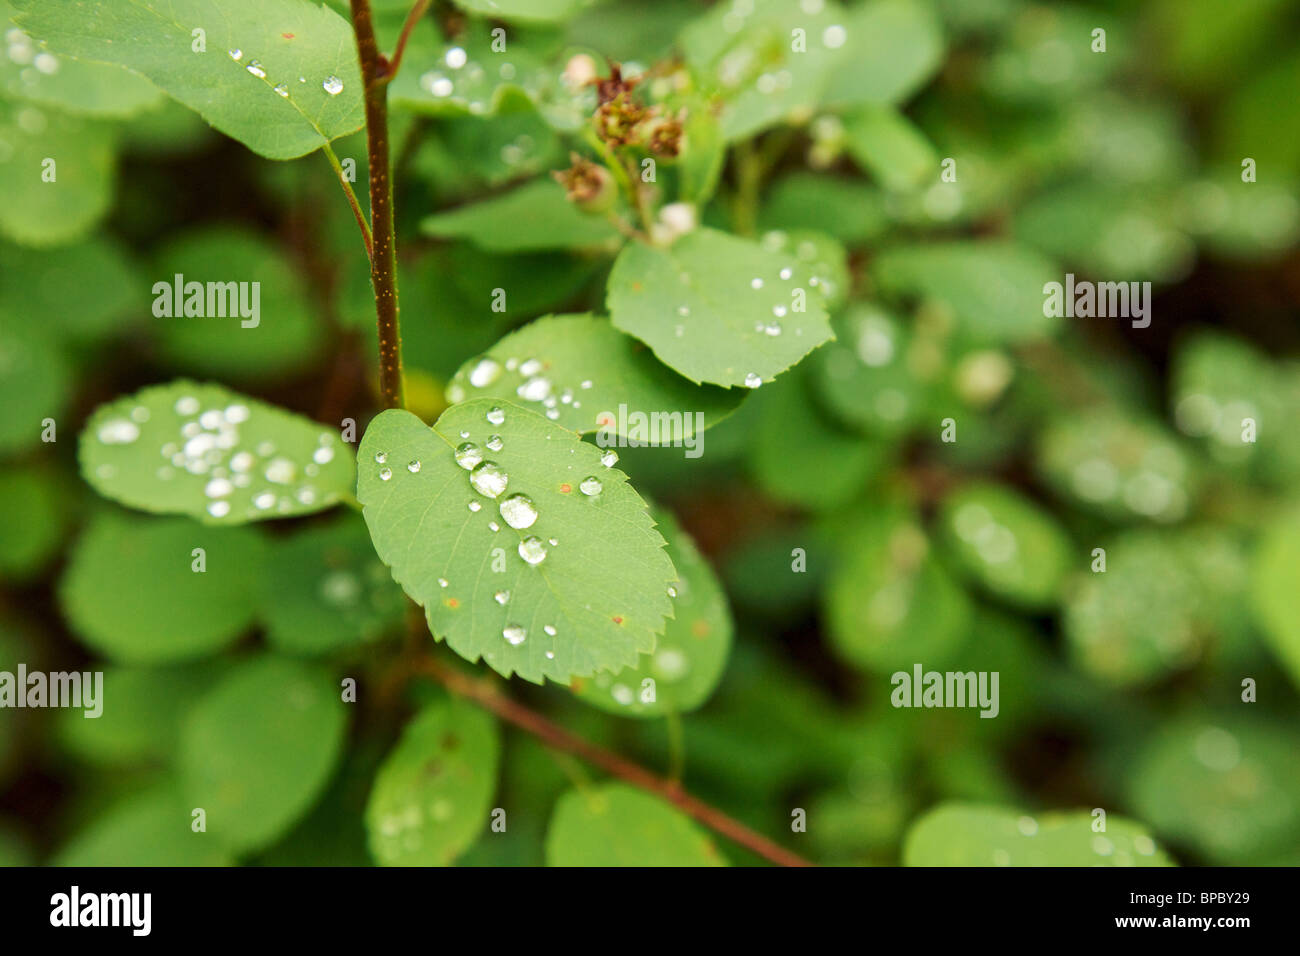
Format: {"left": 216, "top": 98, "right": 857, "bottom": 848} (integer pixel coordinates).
{"left": 584, "top": 128, "right": 652, "bottom": 238}
{"left": 732, "top": 138, "right": 762, "bottom": 238}
{"left": 322, "top": 142, "right": 373, "bottom": 262}
{"left": 350, "top": 0, "right": 405, "bottom": 410}
{"left": 410, "top": 652, "right": 812, "bottom": 867}
{"left": 388, "top": 0, "right": 432, "bottom": 82}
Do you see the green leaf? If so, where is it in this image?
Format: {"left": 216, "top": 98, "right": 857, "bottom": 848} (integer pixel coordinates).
{"left": 812, "top": 305, "right": 936, "bottom": 437}
{"left": 358, "top": 402, "right": 676, "bottom": 685}
{"left": 1129, "top": 718, "right": 1300, "bottom": 864}
{"left": 545, "top": 784, "right": 728, "bottom": 865}
{"left": 844, "top": 104, "right": 939, "bottom": 192}
{"left": 680, "top": 0, "right": 848, "bottom": 141}
{"left": 420, "top": 178, "right": 620, "bottom": 252}
{"left": 903, "top": 803, "right": 1174, "bottom": 866}
{"left": 0, "top": 324, "right": 70, "bottom": 455}
{"left": 0, "top": 464, "right": 70, "bottom": 581}
{"left": 445, "top": 314, "right": 744, "bottom": 440}
{"left": 1063, "top": 529, "right": 1247, "bottom": 686}
{"left": 1250, "top": 504, "right": 1300, "bottom": 688}
{"left": 259, "top": 514, "right": 406, "bottom": 656}
{"left": 572, "top": 507, "right": 733, "bottom": 717}
{"left": 13, "top": 0, "right": 365, "bottom": 160}
{"left": 152, "top": 228, "right": 326, "bottom": 379}
{"left": 607, "top": 228, "right": 834, "bottom": 388}
{"left": 937, "top": 483, "right": 1072, "bottom": 609}
{"left": 823, "top": 504, "right": 971, "bottom": 672}
{"left": 0, "top": 100, "right": 115, "bottom": 246}
{"left": 365, "top": 698, "right": 500, "bottom": 866}
{"left": 760, "top": 172, "right": 889, "bottom": 246}
{"left": 452, "top": 0, "right": 589, "bottom": 23}
{"left": 1, "top": 0, "right": 164, "bottom": 118}
{"left": 79, "top": 380, "right": 356, "bottom": 525}
{"left": 59, "top": 510, "right": 265, "bottom": 663}
{"left": 54, "top": 785, "right": 235, "bottom": 866}
{"left": 873, "top": 241, "right": 1060, "bottom": 345}
{"left": 0, "top": 236, "right": 142, "bottom": 343}
{"left": 58, "top": 662, "right": 227, "bottom": 766}
{"left": 822, "top": 0, "right": 944, "bottom": 108}
{"left": 179, "top": 655, "right": 347, "bottom": 853}
{"left": 749, "top": 366, "right": 888, "bottom": 510}
{"left": 1036, "top": 410, "right": 1196, "bottom": 524}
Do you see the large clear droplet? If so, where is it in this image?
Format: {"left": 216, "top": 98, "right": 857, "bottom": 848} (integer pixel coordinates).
{"left": 454, "top": 442, "right": 482, "bottom": 470}
{"left": 470, "top": 461, "right": 508, "bottom": 498}
{"left": 744, "top": 372, "right": 762, "bottom": 388}
{"left": 468, "top": 357, "right": 502, "bottom": 387}
{"left": 503, "top": 623, "right": 526, "bottom": 645}
{"left": 518, "top": 536, "right": 547, "bottom": 565}
{"left": 499, "top": 493, "right": 538, "bottom": 529}
{"left": 600, "top": 450, "right": 619, "bottom": 468}
{"left": 579, "top": 476, "right": 602, "bottom": 496}
{"left": 486, "top": 406, "right": 505, "bottom": 426}
{"left": 494, "top": 590, "right": 510, "bottom": 605}
{"left": 323, "top": 74, "right": 343, "bottom": 95}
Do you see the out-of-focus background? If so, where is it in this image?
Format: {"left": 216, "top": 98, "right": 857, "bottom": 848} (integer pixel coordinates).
{"left": 1, "top": 0, "right": 1299, "bottom": 866}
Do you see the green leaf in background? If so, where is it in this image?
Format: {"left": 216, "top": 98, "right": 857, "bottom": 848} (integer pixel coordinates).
{"left": 59, "top": 510, "right": 264, "bottom": 663}
{"left": 679, "top": 0, "right": 848, "bottom": 141}
{"left": 903, "top": 803, "right": 1174, "bottom": 866}
{"left": 179, "top": 655, "right": 346, "bottom": 853}
{"left": 54, "top": 785, "right": 235, "bottom": 866}
{"left": 0, "top": 237, "right": 142, "bottom": 343}
{"left": 445, "top": 314, "right": 743, "bottom": 439}
{"left": 13, "top": 0, "right": 365, "bottom": 160}
{"left": 1181, "top": 178, "right": 1300, "bottom": 262}
{"left": 259, "top": 514, "right": 406, "bottom": 656}
{"left": 420, "top": 178, "right": 620, "bottom": 252}
{"left": 822, "top": 0, "right": 944, "bottom": 109}
{"left": 365, "top": 698, "right": 499, "bottom": 866}
{"left": 1, "top": 1, "right": 164, "bottom": 118}
{"left": 823, "top": 504, "right": 971, "bottom": 672}
{"left": 545, "top": 784, "right": 727, "bottom": 866}
{"left": 572, "top": 507, "right": 733, "bottom": 717}
{"left": 57, "top": 662, "right": 227, "bottom": 767}
{"left": 749, "top": 365, "right": 888, "bottom": 510}
{"left": 452, "top": 0, "right": 590, "bottom": 23}
{"left": 1063, "top": 528, "right": 1248, "bottom": 686}
{"left": 873, "top": 241, "right": 1060, "bottom": 346}
{"left": 937, "top": 483, "right": 1072, "bottom": 609}
{"left": 1036, "top": 410, "right": 1197, "bottom": 525}
{"left": 79, "top": 380, "right": 356, "bottom": 525}
{"left": 153, "top": 228, "right": 325, "bottom": 379}
{"left": 608, "top": 228, "right": 833, "bottom": 388}
{"left": 0, "top": 464, "right": 69, "bottom": 581}
{"left": 388, "top": 22, "right": 550, "bottom": 118}
{"left": 0, "top": 324, "right": 70, "bottom": 455}
{"left": 1129, "top": 718, "right": 1300, "bottom": 865}
{"left": 812, "top": 305, "right": 937, "bottom": 437}
{"left": 760, "top": 172, "right": 889, "bottom": 246}
{"left": 844, "top": 105, "right": 939, "bottom": 192}
{"left": 358, "top": 402, "right": 676, "bottom": 685}
{"left": 0, "top": 100, "right": 115, "bottom": 246}
{"left": 1250, "top": 504, "right": 1300, "bottom": 689}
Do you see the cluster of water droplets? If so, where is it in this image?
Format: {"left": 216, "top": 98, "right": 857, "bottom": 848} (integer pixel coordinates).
{"left": 5, "top": 27, "right": 59, "bottom": 95}
{"left": 418, "top": 44, "right": 534, "bottom": 117}
{"left": 227, "top": 48, "right": 342, "bottom": 100}
{"left": 714, "top": 0, "right": 847, "bottom": 100}
{"left": 94, "top": 394, "right": 341, "bottom": 519}
{"left": 447, "top": 354, "right": 595, "bottom": 424}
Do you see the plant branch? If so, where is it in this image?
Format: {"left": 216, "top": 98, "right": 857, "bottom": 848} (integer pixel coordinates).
{"left": 350, "top": 0, "right": 405, "bottom": 410}
{"left": 409, "top": 653, "right": 813, "bottom": 868}
{"left": 388, "top": 0, "right": 432, "bottom": 83}
{"left": 322, "top": 142, "right": 373, "bottom": 262}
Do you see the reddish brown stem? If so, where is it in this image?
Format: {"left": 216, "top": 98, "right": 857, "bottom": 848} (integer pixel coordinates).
{"left": 410, "top": 654, "right": 813, "bottom": 868}
{"left": 387, "top": 0, "right": 432, "bottom": 82}
{"left": 349, "top": 0, "right": 404, "bottom": 410}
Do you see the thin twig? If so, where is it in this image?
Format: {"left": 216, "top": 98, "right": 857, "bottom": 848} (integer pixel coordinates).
{"left": 387, "top": 0, "right": 432, "bottom": 83}
{"left": 410, "top": 654, "right": 814, "bottom": 868}
{"left": 350, "top": 0, "right": 405, "bottom": 410}
{"left": 322, "top": 142, "right": 373, "bottom": 262}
